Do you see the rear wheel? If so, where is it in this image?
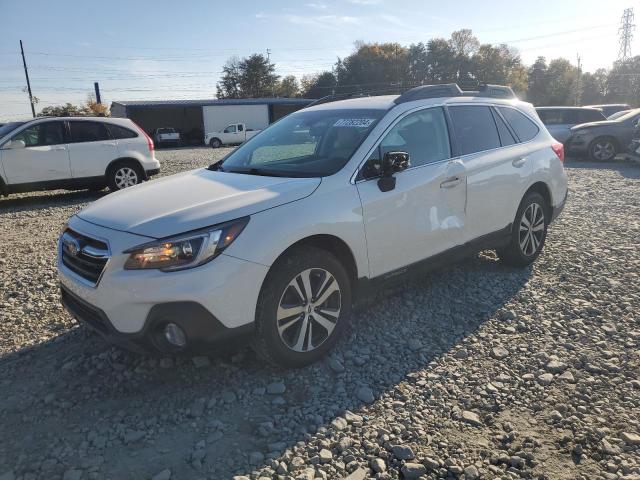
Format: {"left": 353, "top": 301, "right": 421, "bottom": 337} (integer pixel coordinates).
{"left": 253, "top": 246, "right": 351, "bottom": 368}
{"left": 497, "top": 192, "right": 548, "bottom": 267}
{"left": 108, "top": 161, "right": 143, "bottom": 192}
{"left": 589, "top": 137, "right": 617, "bottom": 161}
{"left": 210, "top": 138, "right": 222, "bottom": 148}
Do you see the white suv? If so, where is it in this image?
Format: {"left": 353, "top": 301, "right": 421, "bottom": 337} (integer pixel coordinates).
{"left": 58, "top": 84, "right": 567, "bottom": 368}
{"left": 0, "top": 117, "right": 160, "bottom": 196}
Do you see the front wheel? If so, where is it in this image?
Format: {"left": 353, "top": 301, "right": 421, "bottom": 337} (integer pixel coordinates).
{"left": 108, "top": 162, "right": 143, "bottom": 192}
{"left": 252, "top": 246, "right": 351, "bottom": 368}
{"left": 497, "top": 192, "right": 548, "bottom": 267}
{"left": 589, "top": 137, "right": 617, "bottom": 161}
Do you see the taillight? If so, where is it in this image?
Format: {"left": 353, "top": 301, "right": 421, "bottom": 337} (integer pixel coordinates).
{"left": 551, "top": 141, "right": 564, "bottom": 162}
{"left": 132, "top": 121, "right": 154, "bottom": 152}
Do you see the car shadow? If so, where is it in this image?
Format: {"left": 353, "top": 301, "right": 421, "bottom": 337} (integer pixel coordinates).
{"left": 0, "top": 252, "right": 532, "bottom": 479}
{"left": 0, "top": 189, "right": 108, "bottom": 214}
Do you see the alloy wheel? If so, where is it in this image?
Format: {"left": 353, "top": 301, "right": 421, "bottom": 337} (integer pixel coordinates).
{"left": 114, "top": 167, "right": 139, "bottom": 189}
{"left": 518, "top": 202, "right": 545, "bottom": 256}
{"left": 593, "top": 140, "right": 615, "bottom": 161}
{"left": 276, "top": 268, "right": 341, "bottom": 353}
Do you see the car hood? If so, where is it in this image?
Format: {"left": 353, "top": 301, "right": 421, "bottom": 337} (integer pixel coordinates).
{"left": 571, "top": 120, "right": 619, "bottom": 131}
{"left": 77, "top": 168, "right": 321, "bottom": 238}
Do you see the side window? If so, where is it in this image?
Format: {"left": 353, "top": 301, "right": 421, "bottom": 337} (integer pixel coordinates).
{"left": 11, "top": 122, "right": 65, "bottom": 147}
{"left": 12, "top": 124, "right": 42, "bottom": 147}
{"left": 492, "top": 109, "right": 516, "bottom": 147}
{"left": 361, "top": 108, "right": 451, "bottom": 178}
{"left": 449, "top": 105, "right": 501, "bottom": 155}
{"left": 580, "top": 110, "right": 606, "bottom": 123}
{"left": 224, "top": 125, "right": 237, "bottom": 133}
{"left": 238, "top": 124, "right": 244, "bottom": 132}
{"left": 69, "top": 122, "right": 109, "bottom": 143}
{"left": 106, "top": 123, "right": 138, "bottom": 139}
{"left": 498, "top": 107, "right": 540, "bottom": 142}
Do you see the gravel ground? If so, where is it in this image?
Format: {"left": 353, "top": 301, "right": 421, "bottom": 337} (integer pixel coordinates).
{"left": 0, "top": 148, "right": 639, "bottom": 480}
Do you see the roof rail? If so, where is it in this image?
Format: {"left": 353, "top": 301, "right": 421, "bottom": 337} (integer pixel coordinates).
{"left": 305, "top": 86, "right": 402, "bottom": 108}
{"left": 394, "top": 83, "right": 516, "bottom": 104}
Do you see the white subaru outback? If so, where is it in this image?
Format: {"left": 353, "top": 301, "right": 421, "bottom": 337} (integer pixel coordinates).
{"left": 58, "top": 84, "right": 568, "bottom": 368}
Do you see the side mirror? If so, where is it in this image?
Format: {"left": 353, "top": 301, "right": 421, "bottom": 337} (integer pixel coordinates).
{"left": 4, "top": 139, "right": 26, "bottom": 150}
{"left": 378, "top": 151, "right": 410, "bottom": 192}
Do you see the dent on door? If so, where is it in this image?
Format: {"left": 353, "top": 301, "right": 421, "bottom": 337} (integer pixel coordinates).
{"left": 357, "top": 159, "right": 467, "bottom": 277}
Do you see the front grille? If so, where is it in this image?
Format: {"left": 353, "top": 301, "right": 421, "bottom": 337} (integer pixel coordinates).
{"left": 60, "top": 286, "right": 111, "bottom": 334}
{"left": 61, "top": 229, "right": 109, "bottom": 285}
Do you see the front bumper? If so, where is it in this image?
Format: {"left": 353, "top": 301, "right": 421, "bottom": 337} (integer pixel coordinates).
{"left": 58, "top": 216, "right": 269, "bottom": 353}
{"left": 565, "top": 137, "right": 589, "bottom": 156}
{"left": 60, "top": 285, "right": 253, "bottom": 353}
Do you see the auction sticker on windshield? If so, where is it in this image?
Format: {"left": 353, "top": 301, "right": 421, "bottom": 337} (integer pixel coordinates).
{"left": 333, "top": 118, "right": 376, "bottom": 128}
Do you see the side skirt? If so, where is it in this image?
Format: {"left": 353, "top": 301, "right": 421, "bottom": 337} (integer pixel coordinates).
{"left": 353, "top": 224, "right": 512, "bottom": 308}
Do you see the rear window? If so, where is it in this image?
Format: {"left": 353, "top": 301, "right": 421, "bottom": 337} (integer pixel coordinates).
{"left": 449, "top": 105, "right": 501, "bottom": 155}
{"left": 69, "top": 121, "right": 109, "bottom": 143}
{"left": 498, "top": 107, "right": 539, "bottom": 142}
{"left": 106, "top": 123, "right": 138, "bottom": 139}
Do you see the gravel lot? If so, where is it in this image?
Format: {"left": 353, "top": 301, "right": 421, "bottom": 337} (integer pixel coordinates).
{"left": 1, "top": 148, "right": 639, "bottom": 480}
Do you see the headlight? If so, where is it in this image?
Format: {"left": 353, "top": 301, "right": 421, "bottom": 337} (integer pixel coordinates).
{"left": 123, "top": 217, "right": 248, "bottom": 271}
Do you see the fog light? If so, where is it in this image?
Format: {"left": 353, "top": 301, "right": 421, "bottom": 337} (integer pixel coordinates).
{"left": 163, "top": 323, "right": 186, "bottom": 347}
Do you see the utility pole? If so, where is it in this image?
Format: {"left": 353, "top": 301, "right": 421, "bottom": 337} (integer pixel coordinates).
{"left": 618, "top": 8, "right": 635, "bottom": 63}
{"left": 19, "top": 40, "right": 36, "bottom": 118}
{"left": 94, "top": 82, "right": 102, "bottom": 104}
{"left": 575, "top": 53, "right": 582, "bottom": 106}
{"left": 266, "top": 49, "right": 275, "bottom": 97}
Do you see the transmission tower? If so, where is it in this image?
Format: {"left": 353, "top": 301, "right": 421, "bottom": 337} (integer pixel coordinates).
{"left": 618, "top": 8, "right": 635, "bottom": 62}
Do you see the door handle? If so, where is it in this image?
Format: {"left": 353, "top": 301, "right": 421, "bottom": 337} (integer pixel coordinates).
{"left": 512, "top": 157, "right": 527, "bottom": 167}
{"left": 440, "top": 176, "right": 462, "bottom": 189}
{"left": 102, "top": 143, "right": 117, "bottom": 147}
{"left": 52, "top": 146, "right": 67, "bottom": 151}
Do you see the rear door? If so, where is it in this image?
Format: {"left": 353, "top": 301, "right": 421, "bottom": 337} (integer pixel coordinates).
{"left": 356, "top": 106, "right": 466, "bottom": 278}
{"left": 0, "top": 120, "right": 70, "bottom": 184}
{"left": 449, "top": 104, "right": 534, "bottom": 242}
{"left": 105, "top": 122, "right": 143, "bottom": 157}
{"left": 67, "top": 121, "right": 118, "bottom": 178}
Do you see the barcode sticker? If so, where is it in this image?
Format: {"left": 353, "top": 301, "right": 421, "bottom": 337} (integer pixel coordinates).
{"left": 333, "top": 118, "right": 376, "bottom": 128}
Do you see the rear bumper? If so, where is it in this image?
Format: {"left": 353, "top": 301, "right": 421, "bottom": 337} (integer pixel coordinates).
{"left": 61, "top": 284, "right": 253, "bottom": 354}
{"left": 145, "top": 168, "right": 160, "bottom": 178}
{"left": 551, "top": 190, "right": 568, "bottom": 223}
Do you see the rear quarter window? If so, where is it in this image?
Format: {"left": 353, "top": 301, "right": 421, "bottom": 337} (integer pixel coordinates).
{"left": 106, "top": 123, "right": 138, "bottom": 139}
{"left": 498, "top": 107, "right": 540, "bottom": 142}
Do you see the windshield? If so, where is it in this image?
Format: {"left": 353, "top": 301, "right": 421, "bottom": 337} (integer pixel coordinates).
{"left": 218, "top": 108, "right": 385, "bottom": 177}
{"left": 614, "top": 108, "right": 640, "bottom": 122}
{"left": 607, "top": 110, "right": 630, "bottom": 120}
{"left": 0, "top": 121, "right": 26, "bottom": 139}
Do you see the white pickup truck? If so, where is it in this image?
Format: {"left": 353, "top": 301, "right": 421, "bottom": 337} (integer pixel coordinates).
{"left": 204, "top": 123, "right": 261, "bottom": 148}
{"left": 153, "top": 128, "right": 180, "bottom": 148}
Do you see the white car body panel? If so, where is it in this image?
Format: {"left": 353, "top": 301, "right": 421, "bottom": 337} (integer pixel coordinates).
{"left": 68, "top": 138, "right": 119, "bottom": 178}
{"left": 76, "top": 169, "right": 321, "bottom": 238}
{"left": 1, "top": 141, "right": 71, "bottom": 183}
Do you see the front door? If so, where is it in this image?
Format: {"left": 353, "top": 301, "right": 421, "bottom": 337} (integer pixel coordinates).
{"left": 0, "top": 120, "right": 70, "bottom": 184}
{"left": 356, "top": 107, "right": 467, "bottom": 278}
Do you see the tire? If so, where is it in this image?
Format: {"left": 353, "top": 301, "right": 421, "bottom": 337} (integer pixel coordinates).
{"left": 497, "top": 192, "right": 548, "bottom": 267}
{"left": 252, "top": 246, "right": 352, "bottom": 368}
{"left": 210, "top": 138, "right": 222, "bottom": 149}
{"left": 589, "top": 137, "right": 617, "bottom": 161}
{"left": 107, "top": 161, "right": 143, "bottom": 192}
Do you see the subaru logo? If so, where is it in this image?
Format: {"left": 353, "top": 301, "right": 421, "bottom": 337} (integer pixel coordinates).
{"left": 63, "top": 237, "right": 81, "bottom": 256}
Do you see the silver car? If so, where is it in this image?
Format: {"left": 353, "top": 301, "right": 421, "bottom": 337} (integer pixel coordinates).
{"left": 536, "top": 107, "right": 606, "bottom": 144}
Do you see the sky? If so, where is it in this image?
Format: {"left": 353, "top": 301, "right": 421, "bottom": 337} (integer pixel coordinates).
{"left": 0, "top": 0, "right": 637, "bottom": 121}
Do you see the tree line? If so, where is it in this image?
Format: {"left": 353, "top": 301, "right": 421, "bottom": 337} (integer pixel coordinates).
{"left": 217, "top": 29, "right": 640, "bottom": 107}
